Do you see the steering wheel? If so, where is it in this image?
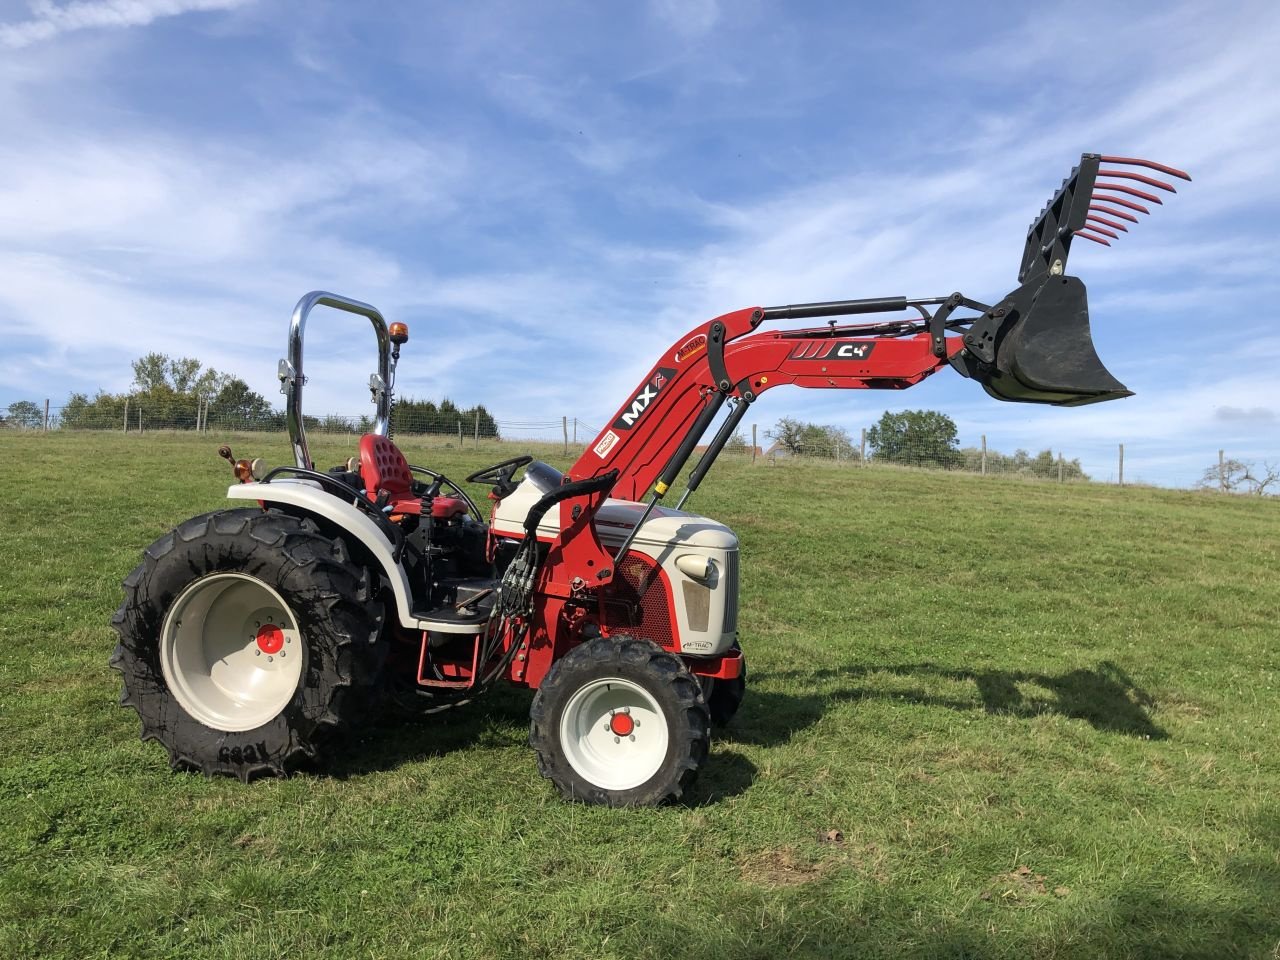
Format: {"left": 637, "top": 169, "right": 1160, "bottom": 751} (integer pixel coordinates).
{"left": 465, "top": 455, "right": 534, "bottom": 498}
{"left": 408, "top": 465, "right": 484, "bottom": 523}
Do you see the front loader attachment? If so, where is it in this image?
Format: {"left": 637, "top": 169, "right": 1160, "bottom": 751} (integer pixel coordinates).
{"left": 953, "top": 153, "right": 1190, "bottom": 406}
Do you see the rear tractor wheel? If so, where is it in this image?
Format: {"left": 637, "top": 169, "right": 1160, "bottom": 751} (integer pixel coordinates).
{"left": 528, "top": 635, "right": 710, "bottom": 806}
{"left": 110, "top": 509, "right": 385, "bottom": 780}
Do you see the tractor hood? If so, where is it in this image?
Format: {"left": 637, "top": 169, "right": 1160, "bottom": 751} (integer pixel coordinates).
{"left": 490, "top": 464, "right": 737, "bottom": 551}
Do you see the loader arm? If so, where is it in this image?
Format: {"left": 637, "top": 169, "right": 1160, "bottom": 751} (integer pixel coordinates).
{"left": 543, "top": 153, "right": 1188, "bottom": 589}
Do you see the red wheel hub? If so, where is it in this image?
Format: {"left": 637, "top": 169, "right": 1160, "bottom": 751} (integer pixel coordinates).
{"left": 609, "top": 712, "right": 634, "bottom": 737}
{"left": 256, "top": 624, "right": 285, "bottom": 655}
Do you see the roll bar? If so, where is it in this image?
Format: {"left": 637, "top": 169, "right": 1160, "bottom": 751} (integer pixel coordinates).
{"left": 278, "top": 291, "right": 396, "bottom": 470}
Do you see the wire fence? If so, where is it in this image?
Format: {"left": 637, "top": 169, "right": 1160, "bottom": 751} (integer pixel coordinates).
{"left": 2, "top": 399, "right": 1274, "bottom": 493}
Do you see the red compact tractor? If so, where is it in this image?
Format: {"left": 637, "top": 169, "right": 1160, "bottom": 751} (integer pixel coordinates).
{"left": 112, "top": 155, "right": 1189, "bottom": 805}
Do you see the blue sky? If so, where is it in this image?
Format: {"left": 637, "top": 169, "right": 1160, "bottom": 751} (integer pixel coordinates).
{"left": 0, "top": 0, "right": 1276, "bottom": 485}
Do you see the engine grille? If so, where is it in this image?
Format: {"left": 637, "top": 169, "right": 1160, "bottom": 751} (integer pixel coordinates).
{"left": 723, "top": 550, "right": 740, "bottom": 633}
{"left": 605, "top": 553, "right": 677, "bottom": 650}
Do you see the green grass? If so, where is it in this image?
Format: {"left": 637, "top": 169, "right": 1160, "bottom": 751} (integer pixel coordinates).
{"left": 1, "top": 430, "right": 1277, "bottom": 959}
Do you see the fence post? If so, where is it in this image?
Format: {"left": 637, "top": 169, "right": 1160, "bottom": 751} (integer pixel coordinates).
{"left": 457, "top": 420, "right": 463, "bottom": 446}
{"left": 43, "top": 399, "right": 50, "bottom": 432}
{"left": 1219, "top": 449, "right": 1226, "bottom": 492}
{"left": 981, "top": 434, "right": 987, "bottom": 475}
{"left": 123, "top": 398, "right": 129, "bottom": 433}
{"left": 1058, "top": 451, "right": 1064, "bottom": 483}
{"left": 474, "top": 409, "right": 480, "bottom": 444}
{"left": 751, "top": 424, "right": 758, "bottom": 464}
{"left": 138, "top": 407, "right": 143, "bottom": 433}
{"left": 860, "top": 427, "right": 867, "bottom": 466}
{"left": 1118, "top": 443, "right": 1124, "bottom": 486}
{"left": 562, "top": 416, "right": 569, "bottom": 455}
{"left": 573, "top": 418, "right": 578, "bottom": 444}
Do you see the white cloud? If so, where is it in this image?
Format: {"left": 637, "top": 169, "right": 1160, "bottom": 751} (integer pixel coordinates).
{"left": 0, "top": 0, "right": 253, "bottom": 48}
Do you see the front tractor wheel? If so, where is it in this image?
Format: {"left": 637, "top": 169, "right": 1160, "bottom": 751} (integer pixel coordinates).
{"left": 529, "top": 635, "right": 710, "bottom": 806}
{"left": 110, "top": 509, "right": 385, "bottom": 780}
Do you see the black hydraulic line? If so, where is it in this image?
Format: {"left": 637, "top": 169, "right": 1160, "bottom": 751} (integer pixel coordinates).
{"left": 676, "top": 397, "right": 752, "bottom": 509}
{"left": 653, "top": 391, "right": 726, "bottom": 497}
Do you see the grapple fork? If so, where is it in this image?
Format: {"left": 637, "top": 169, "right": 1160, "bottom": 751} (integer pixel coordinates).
{"left": 956, "top": 152, "right": 1191, "bottom": 406}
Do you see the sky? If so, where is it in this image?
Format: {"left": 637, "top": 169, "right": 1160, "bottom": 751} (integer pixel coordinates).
{"left": 0, "top": 0, "right": 1276, "bottom": 487}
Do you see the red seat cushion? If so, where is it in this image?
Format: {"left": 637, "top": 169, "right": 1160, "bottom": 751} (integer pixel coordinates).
{"left": 431, "top": 497, "right": 468, "bottom": 520}
{"left": 359, "top": 434, "right": 422, "bottom": 514}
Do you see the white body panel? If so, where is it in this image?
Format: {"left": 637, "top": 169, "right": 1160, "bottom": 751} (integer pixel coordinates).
{"left": 492, "top": 467, "right": 740, "bottom": 656}
{"left": 225, "top": 481, "right": 481, "bottom": 633}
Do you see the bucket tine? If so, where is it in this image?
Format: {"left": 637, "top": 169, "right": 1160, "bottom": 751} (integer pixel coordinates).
{"left": 1100, "top": 155, "right": 1192, "bottom": 181}
{"left": 1092, "top": 194, "right": 1151, "bottom": 215}
{"left": 1074, "top": 230, "right": 1112, "bottom": 247}
{"left": 1082, "top": 220, "right": 1121, "bottom": 239}
{"left": 1090, "top": 203, "right": 1139, "bottom": 224}
{"left": 1097, "top": 168, "right": 1179, "bottom": 193}
{"left": 1094, "top": 181, "right": 1164, "bottom": 205}
{"left": 1086, "top": 215, "right": 1128, "bottom": 234}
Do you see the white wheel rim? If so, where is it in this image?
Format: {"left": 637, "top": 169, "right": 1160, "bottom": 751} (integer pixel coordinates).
{"left": 160, "top": 573, "right": 304, "bottom": 732}
{"left": 559, "top": 677, "right": 669, "bottom": 792}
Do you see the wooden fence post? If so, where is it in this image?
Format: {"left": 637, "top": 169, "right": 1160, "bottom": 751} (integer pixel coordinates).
{"left": 1219, "top": 449, "right": 1226, "bottom": 492}
{"left": 1118, "top": 443, "right": 1124, "bottom": 486}
{"left": 751, "top": 423, "right": 758, "bottom": 464}
{"left": 860, "top": 427, "right": 867, "bottom": 466}
{"left": 123, "top": 398, "right": 129, "bottom": 433}
{"left": 981, "top": 434, "right": 987, "bottom": 475}
{"left": 562, "top": 416, "right": 569, "bottom": 455}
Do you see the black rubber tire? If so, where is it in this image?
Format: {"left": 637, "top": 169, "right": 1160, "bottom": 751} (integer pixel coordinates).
{"left": 528, "top": 635, "right": 709, "bottom": 807}
{"left": 703, "top": 642, "right": 747, "bottom": 727}
{"left": 109, "top": 508, "right": 385, "bottom": 781}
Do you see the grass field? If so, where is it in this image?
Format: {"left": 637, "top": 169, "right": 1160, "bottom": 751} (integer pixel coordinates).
{"left": 1, "top": 430, "right": 1277, "bottom": 959}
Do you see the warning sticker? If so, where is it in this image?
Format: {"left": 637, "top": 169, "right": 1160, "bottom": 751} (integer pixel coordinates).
{"left": 593, "top": 430, "right": 620, "bottom": 458}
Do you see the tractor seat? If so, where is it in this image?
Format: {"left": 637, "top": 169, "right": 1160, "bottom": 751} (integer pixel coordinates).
{"left": 359, "top": 434, "right": 424, "bottom": 516}
{"left": 357, "top": 434, "right": 471, "bottom": 521}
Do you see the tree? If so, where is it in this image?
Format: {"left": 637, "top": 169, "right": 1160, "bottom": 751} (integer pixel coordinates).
{"left": 131, "top": 353, "right": 229, "bottom": 400}
{"left": 5, "top": 400, "right": 43, "bottom": 429}
{"left": 766, "top": 417, "right": 854, "bottom": 460}
{"left": 1196, "top": 458, "right": 1279, "bottom": 495}
{"left": 393, "top": 397, "right": 499, "bottom": 438}
{"left": 209, "top": 377, "right": 277, "bottom": 427}
{"left": 866, "top": 409, "right": 959, "bottom": 467}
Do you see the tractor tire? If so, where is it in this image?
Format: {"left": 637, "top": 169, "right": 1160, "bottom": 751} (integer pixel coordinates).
{"left": 110, "top": 508, "right": 385, "bottom": 781}
{"left": 703, "top": 642, "right": 747, "bottom": 727}
{"left": 528, "top": 635, "right": 709, "bottom": 807}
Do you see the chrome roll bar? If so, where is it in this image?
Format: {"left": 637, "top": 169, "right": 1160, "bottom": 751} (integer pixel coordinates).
{"left": 279, "top": 291, "right": 395, "bottom": 470}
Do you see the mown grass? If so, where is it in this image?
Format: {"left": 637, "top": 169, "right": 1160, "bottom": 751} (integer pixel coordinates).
{"left": 0, "top": 430, "right": 1277, "bottom": 959}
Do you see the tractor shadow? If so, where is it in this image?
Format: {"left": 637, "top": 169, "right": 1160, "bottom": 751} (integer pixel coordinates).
{"left": 324, "top": 685, "right": 758, "bottom": 803}
{"left": 728, "top": 659, "right": 1167, "bottom": 747}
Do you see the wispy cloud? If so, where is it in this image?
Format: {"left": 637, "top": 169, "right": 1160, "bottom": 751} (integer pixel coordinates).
{"left": 0, "top": 0, "right": 253, "bottom": 49}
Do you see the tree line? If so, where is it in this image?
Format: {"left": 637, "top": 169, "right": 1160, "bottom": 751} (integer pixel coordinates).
{"left": 764, "top": 409, "right": 1089, "bottom": 480}
{"left": 6, "top": 353, "right": 499, "bottom": 438}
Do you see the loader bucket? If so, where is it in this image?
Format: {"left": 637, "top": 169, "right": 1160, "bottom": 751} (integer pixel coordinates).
{"left": 962, "top": 274, "right": 1132, "bottom": 407}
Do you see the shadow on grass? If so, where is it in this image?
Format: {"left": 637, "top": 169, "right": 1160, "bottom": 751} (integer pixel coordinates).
{"left": 736, "top": 660, "right": 1167, "bottom": 747}
{"left": 325, "top": 683, "right": 759, "bottom": 804}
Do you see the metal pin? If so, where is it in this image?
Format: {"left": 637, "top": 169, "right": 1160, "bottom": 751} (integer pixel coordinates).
{"left": 255, "top": 649, "right": 261, "bottom": 656}
{"left": 614, "top": 736, "right": 620, "bottom": 743}
{"left": 267, "top": 656, "right": 274, "bottom": 662}
{"left": 629, "top": 734, "right": 636, "bottom": 742}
